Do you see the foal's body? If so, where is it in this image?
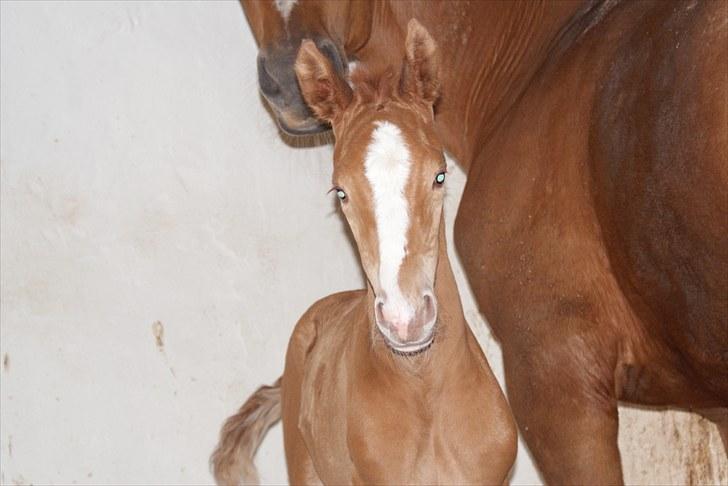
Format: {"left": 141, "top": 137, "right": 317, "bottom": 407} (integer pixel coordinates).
{"left": 213, "top": 21, "right": 516, "bottom": 484}
{"left": 282, "top": 234, "right": 514, "bottom": 484}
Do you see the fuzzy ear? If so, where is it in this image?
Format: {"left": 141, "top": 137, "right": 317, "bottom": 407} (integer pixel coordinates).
{"left": 401, "top": 19, "right": 441, "bottom": 106}
{"left": 294, "top": 40, "right": 353, "bottom": 123}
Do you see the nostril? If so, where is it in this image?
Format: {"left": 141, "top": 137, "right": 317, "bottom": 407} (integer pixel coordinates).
{"left": 316, "top": 38, "right": 346, "bottom": 74}
{"left": 375, "top": 298, "right": 385, "bottom": 324}
{"left": 257, "top": 56, "right": 281, "bottom": 96}
{"left": 422, "top": 292, "right": 437, "bottom": 324}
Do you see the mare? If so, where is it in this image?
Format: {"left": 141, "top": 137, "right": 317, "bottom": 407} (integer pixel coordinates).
{"left": 240, "top": 0, "right": 728, "bottom": 483}
{"left": 211, "top": 20, "right": 517, "bottom": 485}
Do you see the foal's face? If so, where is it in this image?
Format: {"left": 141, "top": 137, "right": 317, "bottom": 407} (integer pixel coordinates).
{"left": 295, "top": 18, "right": 443, "bottom": 353}
{"left": 333, "top": 105, "right": 446, "bottom": 353}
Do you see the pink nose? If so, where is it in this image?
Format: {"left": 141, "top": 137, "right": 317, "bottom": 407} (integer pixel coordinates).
{"left": 374, "top": 292, "right": 437, "bottom": 344}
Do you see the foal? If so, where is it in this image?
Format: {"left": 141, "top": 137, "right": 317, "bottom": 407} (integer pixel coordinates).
{"left": 212, "top": 20, "right": 516, "bottom": 485}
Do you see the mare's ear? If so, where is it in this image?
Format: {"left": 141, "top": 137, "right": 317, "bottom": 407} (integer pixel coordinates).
{"left": 294, "top": 40, "right": 353, "bottom": 123}
{"left": 401, "top": 19, "right": 441, "bottom": 107}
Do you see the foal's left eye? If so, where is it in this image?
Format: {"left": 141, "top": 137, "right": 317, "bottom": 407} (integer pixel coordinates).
{"left": 336, "top": 189, "right": 347, "bottom": 201}
{"left": 434, "top": 171, "right": 446, "bottom": 185}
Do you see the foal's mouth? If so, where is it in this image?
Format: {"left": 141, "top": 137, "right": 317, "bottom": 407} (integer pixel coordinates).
{"left": 389, "top": 338, "right": 434, "bottom": 357}
{"left": 381, "top": 332, "right": 435, "bottom": 357}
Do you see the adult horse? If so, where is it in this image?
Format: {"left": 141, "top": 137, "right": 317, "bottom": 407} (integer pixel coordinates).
{"left": 241, "top": 0, "right": 728, "bottom": 483}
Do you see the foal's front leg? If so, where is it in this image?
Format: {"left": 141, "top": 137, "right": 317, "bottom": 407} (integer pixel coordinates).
{"left": 281, "top": 312, "right": 324, "bottom": 486}
{"left": 285, "top": 447, "right": 322, "bottom": 486}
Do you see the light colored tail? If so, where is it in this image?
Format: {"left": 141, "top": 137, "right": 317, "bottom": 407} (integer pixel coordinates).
{"left": 211, "top": 378, "right": 282, "bottom": 485}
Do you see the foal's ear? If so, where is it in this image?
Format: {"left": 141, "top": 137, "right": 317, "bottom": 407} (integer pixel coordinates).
{"left": 401, "top": 19, "right": 441, "bottom": 107}
{"left": 295, "top": 40, "right": 353, "bottom": 123}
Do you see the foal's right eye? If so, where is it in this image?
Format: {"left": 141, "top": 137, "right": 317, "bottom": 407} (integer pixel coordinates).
{"left": 434, "top": 171, "right": 446, "bottom": 186}
{"left": 328, "top": 185, "right": 348, "bottom": 202}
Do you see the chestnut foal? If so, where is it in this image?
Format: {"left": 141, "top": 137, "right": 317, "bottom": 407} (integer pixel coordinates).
{"left": 212, "top": 20, "right": 516, "bottom": 485}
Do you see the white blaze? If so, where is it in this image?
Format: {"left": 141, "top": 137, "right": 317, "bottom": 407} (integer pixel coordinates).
{"left": 273, "top": 0, "right": 297, "bottom": 22}
{"left": 364, "top": 121, "right": 413, "bottom": 323}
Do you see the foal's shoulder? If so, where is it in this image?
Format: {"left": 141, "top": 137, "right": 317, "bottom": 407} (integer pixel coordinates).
{"left": 291, "top": 289, "right": 365, "bottom": 332}
{"left": 286, "top": 289, "right": 365, "bottom": 374}
{"left": 296, "top": 290, "right": 365, "bottom": 330}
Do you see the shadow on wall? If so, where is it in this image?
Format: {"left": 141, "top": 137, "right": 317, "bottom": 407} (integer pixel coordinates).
{"left": 255, "top": 83, "right": 364, "bottom": 285}
{"left": 259, "top": 92, "right": 333, "bottom": 149}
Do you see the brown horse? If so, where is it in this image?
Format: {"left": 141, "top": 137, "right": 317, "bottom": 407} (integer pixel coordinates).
{"left": 212, "top": 20, "right": 516, "bottom": 485}
{"left": 240, "top": 0, "right": 728, "bottom": 483}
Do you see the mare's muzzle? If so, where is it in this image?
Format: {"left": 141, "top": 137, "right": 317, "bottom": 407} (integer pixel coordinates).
{"left": 256, "top": 38, "right": 347, "bottom": 135}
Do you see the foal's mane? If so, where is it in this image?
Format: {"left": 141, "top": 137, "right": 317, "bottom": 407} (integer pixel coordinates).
{"left": 348, "top": 62, "right": 441, "bottom": 116}
{"left": 349, "top": 65, "right": 406, "bottom": 109}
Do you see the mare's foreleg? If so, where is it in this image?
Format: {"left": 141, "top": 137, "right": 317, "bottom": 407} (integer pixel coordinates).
{"left": 502, "top": 325, "right": 623, "bottom": 484}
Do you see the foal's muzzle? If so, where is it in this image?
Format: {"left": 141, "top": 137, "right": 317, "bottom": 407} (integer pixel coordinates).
{"left": 374, "top": 291, "right": 437, "bottom": 354}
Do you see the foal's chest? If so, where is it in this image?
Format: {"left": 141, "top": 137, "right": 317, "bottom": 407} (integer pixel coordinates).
{"left": 297, "top": 327, "right": 512, "bottom": 483}
{"left": 341, "top": 382, "right": 499, "bottom": 484}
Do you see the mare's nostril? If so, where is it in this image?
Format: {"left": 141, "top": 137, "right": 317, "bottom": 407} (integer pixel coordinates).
{"left": 257, "top": 56, "right": 281, "bottom": 97}
{"left": 316, "top": 38, "right": 346, "bottom": 74}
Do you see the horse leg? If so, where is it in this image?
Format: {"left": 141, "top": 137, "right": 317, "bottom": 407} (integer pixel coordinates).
{"left": 283, "top": 427, "right": 322, "bottom": 486}
{"left": 281, "top": 362, "right": 321, "bottom": 485}
{"left": 501, "top": 328, "right": 623, "bottom": 484}
{"left": 281, "top": 314, "right": 323, "bottom": 485}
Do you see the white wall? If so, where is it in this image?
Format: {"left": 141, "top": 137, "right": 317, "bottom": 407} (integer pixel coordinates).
{"left": 0, "top": 2, "right": 725, "bottom": 485}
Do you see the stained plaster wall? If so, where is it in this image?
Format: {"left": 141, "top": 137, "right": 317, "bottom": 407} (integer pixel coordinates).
{"left": 0, "top": 2, "right": 725, "bottom": 484}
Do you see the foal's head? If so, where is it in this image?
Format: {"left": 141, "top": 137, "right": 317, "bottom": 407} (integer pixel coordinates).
{"left": 295, "top": 20, "right": 445, "bottom": 354}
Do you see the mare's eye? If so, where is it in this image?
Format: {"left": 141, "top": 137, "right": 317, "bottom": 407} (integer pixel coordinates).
{"left": 336, "top": 189, "right": 347, "bottom": 201}
{"left": 434, "top": 171, "right": 446, "bottom": 185}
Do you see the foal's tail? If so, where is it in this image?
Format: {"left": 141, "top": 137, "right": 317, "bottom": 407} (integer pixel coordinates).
{"left": 211, "top": 378, "right": 282, "bottom": 485}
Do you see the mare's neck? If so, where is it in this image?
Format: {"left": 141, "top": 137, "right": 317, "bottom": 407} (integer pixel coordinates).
{"left": 354, "top": 1, "right": 588, "bottom": 167}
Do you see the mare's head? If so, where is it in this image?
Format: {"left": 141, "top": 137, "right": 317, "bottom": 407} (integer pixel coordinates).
{"left": 295, "top": 20, "right": 445, "bottom": 354}
{"left": 241, "top": 0, "right": 372, "bottom": 135}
